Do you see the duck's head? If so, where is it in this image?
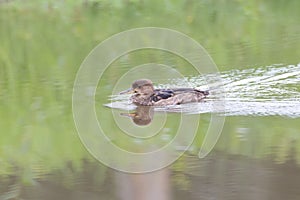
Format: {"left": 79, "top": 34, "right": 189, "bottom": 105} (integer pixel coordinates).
{"left": 119, "top": 79, "right": 154, "bottom": 96}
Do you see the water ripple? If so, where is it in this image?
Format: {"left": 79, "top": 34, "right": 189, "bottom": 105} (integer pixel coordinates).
{"left": 106, "top": 63, "right": 300, "bottom": 118}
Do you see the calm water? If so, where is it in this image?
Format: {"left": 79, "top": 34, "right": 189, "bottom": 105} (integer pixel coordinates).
{"left": 1, "top": 1, "right": 300, "bottom": 200}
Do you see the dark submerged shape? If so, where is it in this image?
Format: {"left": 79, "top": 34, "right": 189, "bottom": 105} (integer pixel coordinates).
{"left": 120, "top": 79, "right": 209, "bottom": 106}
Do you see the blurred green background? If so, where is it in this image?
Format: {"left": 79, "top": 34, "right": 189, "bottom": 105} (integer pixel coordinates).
{"left": 1, "top": 0, "right": 300, "bottom": 199}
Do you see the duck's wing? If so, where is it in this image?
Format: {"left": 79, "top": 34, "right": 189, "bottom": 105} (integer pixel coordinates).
{"left": 151, "top": 89, "right": 174, "bottom": 102}
{"left": 160, "top": 88, "right": 209, "bottom": 95}
{"left": 151, "top": 88, "right": 208, "bottom": 102}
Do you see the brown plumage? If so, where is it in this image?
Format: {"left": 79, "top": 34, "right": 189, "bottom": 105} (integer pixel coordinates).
{"left": 119, "top": 79, "right": 209, "bottom": 106}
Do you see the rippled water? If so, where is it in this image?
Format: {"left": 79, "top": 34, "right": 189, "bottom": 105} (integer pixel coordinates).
{"left": 107, "top": 64, "right": 300, "bottom": 117}
{"left": 2, "top": 1, "right": 300, "bottom": 199}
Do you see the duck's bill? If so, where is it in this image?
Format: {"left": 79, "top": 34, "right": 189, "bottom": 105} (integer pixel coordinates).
{"left": 120, "top": 112, "right": 136, "bottom": 118}
{"left": 119, "top": 88, "right": 134, "bottom": 94}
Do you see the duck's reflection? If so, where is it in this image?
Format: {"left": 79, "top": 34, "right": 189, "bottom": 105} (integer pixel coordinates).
{"left": 120, "top": 106, "right": 154, "bottom": 126}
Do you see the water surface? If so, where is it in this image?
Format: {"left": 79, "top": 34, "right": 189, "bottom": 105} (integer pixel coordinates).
{"left": 1, "top": 1, "right": 300, "bottom": 199}
{"left": 108, "top": 63, "right": 300, "bottom": 118}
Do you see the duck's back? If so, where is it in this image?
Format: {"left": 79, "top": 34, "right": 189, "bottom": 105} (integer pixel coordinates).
{"left": 151, "top": 88, "right": 208, "bottom": 106}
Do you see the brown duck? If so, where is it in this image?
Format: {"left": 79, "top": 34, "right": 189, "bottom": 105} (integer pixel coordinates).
{"left": 119, "top": 79, "right": 209, "bottom": 106}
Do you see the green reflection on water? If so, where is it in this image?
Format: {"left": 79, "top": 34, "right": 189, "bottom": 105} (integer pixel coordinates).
{"left": 0, "top": 0, "right": 300, "bottom": 186}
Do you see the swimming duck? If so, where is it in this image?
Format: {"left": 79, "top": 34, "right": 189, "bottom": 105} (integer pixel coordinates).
{"left": 119, "top": 79, "right": 209, "bottom": 106}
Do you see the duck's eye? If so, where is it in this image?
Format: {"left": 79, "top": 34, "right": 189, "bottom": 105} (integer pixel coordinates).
{"left": 134, "top": 90, "right": 138, "bottom": 93}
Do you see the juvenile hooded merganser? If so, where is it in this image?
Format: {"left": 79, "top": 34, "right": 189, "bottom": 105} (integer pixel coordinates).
{"left": 119, "top": 79, "right": 209, "bottom": 106}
